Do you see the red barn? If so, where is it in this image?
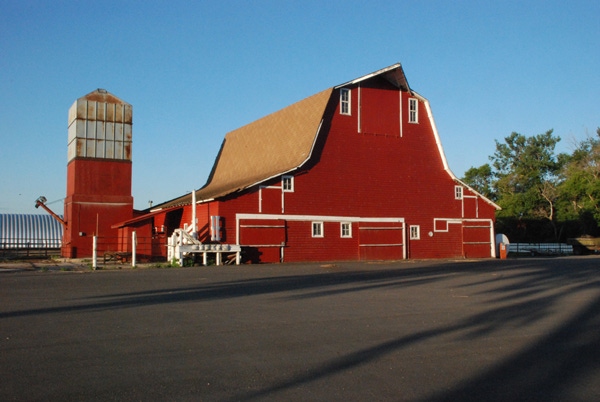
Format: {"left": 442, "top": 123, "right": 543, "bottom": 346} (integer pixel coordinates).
{"left": 116, "top": 63, "right": 499, "bottom": 262}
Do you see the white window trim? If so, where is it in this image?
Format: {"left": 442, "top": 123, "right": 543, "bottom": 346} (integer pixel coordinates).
{"left": 410, "top": 225, "right": 420, "bottom": 240}
{"left": 312, "top": 221, "right": 324, "bottom": 238}
{"left": 340, "top": 88, "right": 351, "bottom": 115}
{"left": 282, "top": 175, "right": 294, "bottom": 192}
{"left": 455, "top": 185, "right": 463, "bottom": 200}
{"left": 340, "top": 222, "right": 352, "bottom": 238}
{"left": 408, "top": 98, "right": 418, "bottom": 123}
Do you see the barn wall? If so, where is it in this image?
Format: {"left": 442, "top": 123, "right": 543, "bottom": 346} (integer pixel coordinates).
{"left": 285, "top": 220, "right": 360, "bottom": 262}
{"left": 209, "top": 79, "right": 496, "bottom": 262}
{"left": 280, "top": 83, "right": 470, "bottom": 260}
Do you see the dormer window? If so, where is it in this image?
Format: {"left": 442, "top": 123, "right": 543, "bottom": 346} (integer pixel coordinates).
{"left": 340, "top": 88, "right": 351, "bottom": 115}
{"left": 408, "top": 98, "right": 418, "bottom": 123}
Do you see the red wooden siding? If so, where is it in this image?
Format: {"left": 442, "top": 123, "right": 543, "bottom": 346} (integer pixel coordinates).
{"left": 358, "top": 221, "right": 404, "bottom": 260}
{"left": 259, "top": 186, "right": 282, "bottom": 214}
{"left": 360, "top": 80, "right": 401, "bottom": 137}
{"left": 462, "top": 220, "right": 494, "bottom": 258}
{"left": 64, "top": 159, "right": 133, "bottom": 257}
{"left": 462, "top": 190, "right": 480, "bottom": 219}
{"left": 285, "top": 220, "right": 361, "bottom": 262}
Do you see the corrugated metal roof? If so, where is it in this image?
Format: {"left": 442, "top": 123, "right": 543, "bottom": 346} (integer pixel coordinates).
{"left": 0, "top": 214, "right": 63, "bottom": 249}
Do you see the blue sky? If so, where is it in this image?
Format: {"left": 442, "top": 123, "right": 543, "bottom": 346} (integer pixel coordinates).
{"left": 1, "top": 1, "right": 598, "bottom": 214}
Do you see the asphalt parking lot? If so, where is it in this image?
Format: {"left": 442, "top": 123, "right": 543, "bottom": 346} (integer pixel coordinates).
{"left": 1, "top": 256, "right": 599, "bottom": 401}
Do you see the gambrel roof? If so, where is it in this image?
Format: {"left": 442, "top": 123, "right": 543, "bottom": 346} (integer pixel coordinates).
{"left": 154, "top": 64, "right": 409, "bottom": 210}
{"left": 156, "top": 88, "right": 332, "bottom": 209}
{"left": 152, "top": 63, "right": 499, "bottom": 211}
{"left": 203, "top": 89, "right": 332, "bottom": 199}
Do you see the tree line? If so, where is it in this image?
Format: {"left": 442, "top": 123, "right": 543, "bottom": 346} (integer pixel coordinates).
{"left": 462, "top": 128, "right": 600, "bottom": 243}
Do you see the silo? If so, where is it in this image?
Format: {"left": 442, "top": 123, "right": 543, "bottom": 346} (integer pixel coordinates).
{"left": 63, "top": 89, "right": 134, "bottom": 257}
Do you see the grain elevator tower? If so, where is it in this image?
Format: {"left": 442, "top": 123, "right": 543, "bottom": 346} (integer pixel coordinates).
{"left": 63, "top": 89, "right": 134, "bottom": 257}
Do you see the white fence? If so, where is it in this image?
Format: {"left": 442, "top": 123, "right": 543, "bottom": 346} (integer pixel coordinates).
{"left": 507, "top": 243, "right": 573, "bottom": 256}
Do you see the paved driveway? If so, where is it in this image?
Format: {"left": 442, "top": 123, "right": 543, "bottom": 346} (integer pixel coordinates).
{"left": 1, "top": 257, "right": 599, "bottom": 401}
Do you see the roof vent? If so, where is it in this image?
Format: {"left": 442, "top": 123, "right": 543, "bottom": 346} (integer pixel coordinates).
{"left": 97, "top": 88, "right": 107, "bottom": 93}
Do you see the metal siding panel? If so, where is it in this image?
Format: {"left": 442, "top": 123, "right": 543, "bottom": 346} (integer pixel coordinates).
{"left": 87, "top": 100, "right": 95, "bottom": 120}
{"left": 86, "top": 120, "right": 95, "bottom": 139}
{"left": 76, "top": 99, "right": 87, "bottom": 121}
{"left": 85, "top": 138, "right": 95, "bottom": 158}
{"left": 75, "top": 138, "right": 85, "bottom": 158}
{"left": 106, "top": 102, "right": 115, "bottom": 121}
{"left": 68, "top": 93, "right": 132, "bottom": 162}
{"left": 96, "top": 139, "right": 105, "bottom": 158}
{"left": 115, "top": 123, "right": 124, "bottom": 141}
{"left": 75, "top": 120, "right": 85, "bottom": 138}
{"left": 96, "top": 101, "right": 106, "bottom": 121}
{"left": 124, "top": 123, "right": 132, "bottom": 142}
{"left": 68, "top": 121, "right": 77, "bottom": 143}
{"left": 106, "top": 122, "right": 115, "bottom": 140}
{"left": 96, "top": 120, "right": 105, "bottom": 140}
{"left": 114, "top": 141, "right": 123, "bottom": 160}
{"left": 124, "top": 104, "right": 133, "bottom": 124}
{"left": 105, "top": 139, "right": 115, "bottom": 159}
{"left": 115, "top": 104, "right": 123, "bottom": 122}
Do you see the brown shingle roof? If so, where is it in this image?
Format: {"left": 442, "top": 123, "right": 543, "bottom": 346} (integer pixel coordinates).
{"left": 156, "top": 88, "right": 333, "bottom": 209}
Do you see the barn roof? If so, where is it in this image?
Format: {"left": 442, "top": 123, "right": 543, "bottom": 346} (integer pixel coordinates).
{"left": 155, "top": 88, "right": 333, "bottom": 209}
{"left": 153, "top": 63, "right": 411, "bottom": 211}
{"left": 0, "top": 214, "right": 63, "bottom": 249}
{"left": 199, "top": 88, "right": 333, "bottom": 199}
{"left": 334, "top": 63, "right": 411, "bottom": 92}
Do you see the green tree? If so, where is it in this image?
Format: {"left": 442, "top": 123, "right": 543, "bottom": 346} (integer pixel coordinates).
{"left": 490, "top": 130, "right": 563, "bottom": 223}
{"left": 462, "top": 163, "right": 496, "bottom": 201}
{"left": 557, "top": 128, "right": 600, "bottom": 223}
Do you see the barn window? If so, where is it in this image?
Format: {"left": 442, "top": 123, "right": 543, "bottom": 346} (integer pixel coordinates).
{"left": 340, "top": 222, "right": 352, "bottom": 238}
{"left": 312, "top": 222, "right": 324, "bottom": 238}
{"left": 408, "top": 98, "right": 418, "bottom": 123}
{"left": 282, "top": 175, "right": 294, "bottom": 192}
{"left": 455, "top": 186, "right": 463, "bottom": 200}
{"left": 410, "top": 225, "right": 420, "bottom": 240}
{"left": 340, "top": 88, "right": 351, "bottom": 115}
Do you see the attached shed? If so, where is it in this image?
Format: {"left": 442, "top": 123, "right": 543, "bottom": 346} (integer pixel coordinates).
{"left": 117, "top": 63, "right": 500, "bottom": 263}
{"left": 0, "top": 214, "right": 63, "bottom": 249}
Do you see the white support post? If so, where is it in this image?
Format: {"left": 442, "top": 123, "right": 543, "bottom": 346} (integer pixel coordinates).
{"left": 92, "top": 235, "right": 97, "bottom": 270}
{"left": 131, "top": 231, "right": 137, "bottom": 267}
{"left": 167, "top": 232, "right": 173, "bottom": 262}
{"left": 402, "top": 222, "right": 407, "bottom": 260}
{"left": 191, "top": 189, "right": 197, "bottom": 238}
